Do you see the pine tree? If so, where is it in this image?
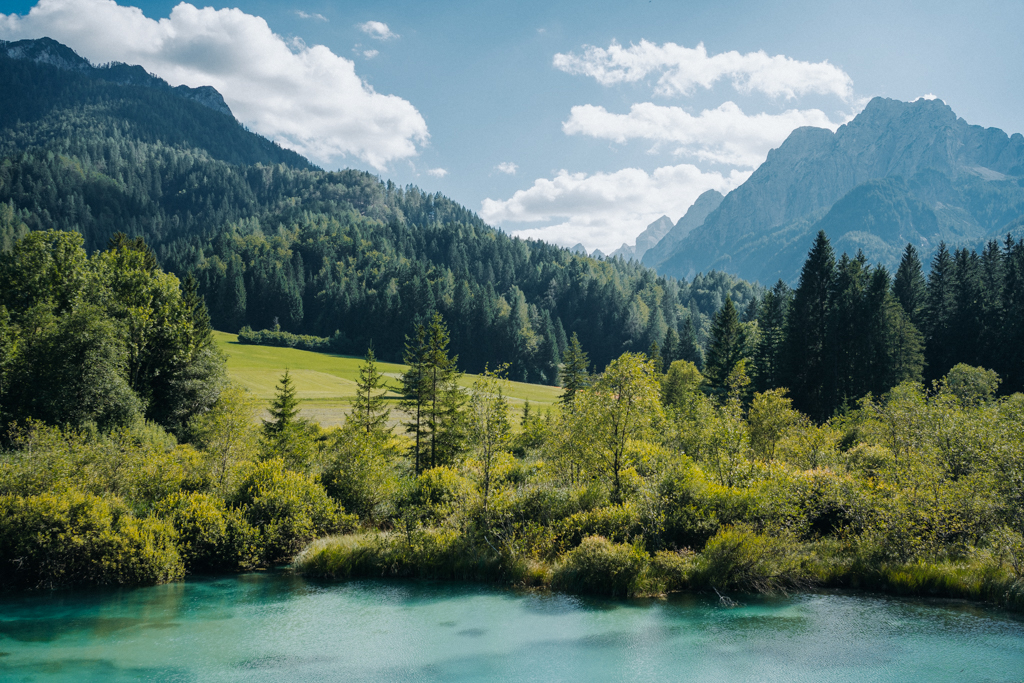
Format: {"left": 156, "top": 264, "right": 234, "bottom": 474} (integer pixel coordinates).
{"left": 400, "top": 323, "right": 430, "bottom": 474}
{"left": 559, "top": 332, "right": 590, "bottom": 404}
{"left": 661, "top": 327, "right": 680, "bottom": 369}
{"left": 420, "top": 312, "right": 464, "bottom": 469}
{"left": 752, "top": 280, "right": 790, "bottom": 392}
{"left": 923, "top": 242, "right": 957, "bottom": 382}
{"left": 783, "top": 230, "right": 836, "bottom": 420}
{"left": 647, "top": 340, "right": 663, "bottom": 374}
{"left": 893, "top": 243, "right": 927, "bottom": 328}
{"left": 351, "top": 347, "right": 390, "bottom": 433}
{"left": 678, "top": 315, "right": 702, "bottom": 367}
{"left": 264, "top": 370, "right": 300, "bottom": 435}
{"left": 704, "top": 298, "right": 747, "bottom": 398}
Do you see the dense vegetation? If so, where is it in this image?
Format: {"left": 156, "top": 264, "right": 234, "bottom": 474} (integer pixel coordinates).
{"left": 0, "top": 49, "right": 758, "bottom": 384}
{"left": 742, "top": 231, "right": 1024, "bottom": 420}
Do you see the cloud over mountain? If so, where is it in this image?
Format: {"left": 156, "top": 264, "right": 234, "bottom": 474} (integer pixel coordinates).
{"left": 481, "top": 164, "right": 748, "bottom": 251}
{"left": 0, "top": 0, "right": 427, "bottom": 170}
{"left": 554, "top": 40, "right": 853, "bottom": 100}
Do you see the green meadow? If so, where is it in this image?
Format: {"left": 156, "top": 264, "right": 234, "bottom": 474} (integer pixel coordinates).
{"left": 215, "top": 331, "right": 562, "bottom": 426}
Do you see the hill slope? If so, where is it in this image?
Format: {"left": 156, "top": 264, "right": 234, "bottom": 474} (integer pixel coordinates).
{"left": 656, "top": 97, "right": 1024, "bottom": 283}
{"left": 0, "top": 38, "right": 761, "bottom": 384}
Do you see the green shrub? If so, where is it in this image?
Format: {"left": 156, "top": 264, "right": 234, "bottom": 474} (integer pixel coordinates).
{"left": 231, "top": 458, "right": 355, "bottom": 563}
{"left": 649, "top": 548, "right": 697, "bottom": 592}
{"left": 408, "top": 466, "right": 475, "bottom": 522}
{"left": 156, "top": 492, "right": 261, "bottom": 573}
{"left": 693, "top": 525, "right": 811, "bottom": 594}
{"left": 553, "top": 503, "right": 646, "bottom": 552}
{"left": 551, "top": 535, "right": 650, "bottom": 597}
{"left": 0, "top": 490, "right": 183, "bottom": 589}
{"left": 658, "top": 462, "right": 750, "bottom": 550}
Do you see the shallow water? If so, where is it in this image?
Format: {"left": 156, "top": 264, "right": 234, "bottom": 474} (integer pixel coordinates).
{"left": 1, "top": 573, "right": 1022, "bottom": 682}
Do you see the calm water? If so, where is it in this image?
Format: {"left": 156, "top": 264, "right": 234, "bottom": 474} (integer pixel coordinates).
{"left": 1, "top": 573, "right": 1023, "bottom": 682}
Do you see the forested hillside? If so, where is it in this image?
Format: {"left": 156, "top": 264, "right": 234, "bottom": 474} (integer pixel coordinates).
{"left": 0, "top": 39, "right": 760, "bottom": 384}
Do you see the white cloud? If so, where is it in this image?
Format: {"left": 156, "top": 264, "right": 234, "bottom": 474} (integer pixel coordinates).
{"left": 554, "top": 40, "right": 853, "bottom": 100}
{"left": 296, "top": 10, "right": 326, "bottom": 22}
{"left": 495, "top": 162, "right": 518, "bottom": 175}
{"left": 481, "top": 164, "right": 749, "bottom": 252}
{"left": 427, "top": 167, "right": 448, "bottom": 177}
{"left": 358, "top": 20, "right": 397, "bottom": 40}
{"left": 564, "top": 101, "right": 846, "bottom": 168}
{"left": 914, "top": 93, "right": 939, "bottom": 101}
{"left": 0, "top": 0, "right": 427, "bottom": 170}
{"left": 362, "top": 49, "right": 379, "bottom": 59}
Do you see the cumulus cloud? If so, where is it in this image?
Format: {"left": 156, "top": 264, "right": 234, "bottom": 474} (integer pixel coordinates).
{"left": 0, "top": 0, "right": 428, "bottom": 170}
{"left": 296, "top": 10, "right": 326, "bottom": 22}
{"left": 481, "top": 164, "right": 749, "bottom": 252}
{"left": 362, "top": 49, "right": 379, "bottom": 59}
{"left": 358, "top": 20, "right": 397, "bottom": 40}
{"left": 495, "top": 162, "right": 518, "bottom": 175}
{"left": 564, "top": 101, "right": 845, "bottom": 168}
{"left": 427, "top": 168, "right": 448, "bottom": 178}
{"left": 554, "top": 40, "right": 853, "bottom": 100}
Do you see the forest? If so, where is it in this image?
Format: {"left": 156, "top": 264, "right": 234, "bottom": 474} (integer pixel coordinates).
{"left": 1, "top": 230, "right": 1023, "bottom": 611}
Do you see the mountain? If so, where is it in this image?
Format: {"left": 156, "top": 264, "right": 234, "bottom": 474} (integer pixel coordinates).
{"left": 642, "top": 190, "right": 724, "bottom": 270}
{"left": 655, "top": 97, "right": 1024, "bottom": 284}
{"left": 610, "top": 215, "right": 674, "bottom": 261}
{"left": 0, "top": 37, "right": 312, "bottom": 169}
{"left": 0, "top": 37, "right": 761, "bottom": 384}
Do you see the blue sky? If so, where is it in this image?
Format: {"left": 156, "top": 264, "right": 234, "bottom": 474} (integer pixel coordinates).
{"left": 2, "top": 0, "right": 1022, "bottom": 251}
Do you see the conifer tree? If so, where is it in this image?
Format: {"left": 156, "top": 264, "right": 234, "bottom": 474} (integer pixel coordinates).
{"left": 752, "top": 280, "right": 791, "bottom": 393}
{"left": 893, "top": 243, "right": 927, "bottom": 328}
{"left": 784, "top": 230, "right": 836, "bottom": 420}
{"left": 678, "top": 315, "right": 702, "bottom": 368}
{"left": 420, "top": 312, "right": 465, "bottom": 469}
{"left": 704, "top": 298, "right": 747, "bottom": 398}
{"left": 661, "top": 327, "right": 680, "bottom": 369}
{"left": 559, "top": 332, "right": 590, "bottom": 404}
{"left": 351, "top": 347, "right": 390, "bottom": 433}
{"left": 924, "top": 242, "right": 957, "bottom": 381}
{"left": 400, "top": 324, "right": 430, "bottom": 474}
{"left": 647, "top": 340, "right": 663, "bottom": 374}
{"left": 264, "top": 370, "right": 299, "bottom": 435}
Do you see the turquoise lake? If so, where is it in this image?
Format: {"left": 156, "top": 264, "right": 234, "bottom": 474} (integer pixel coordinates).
{"left": 1, "top": 573, "right": 1023, "bottom": 682}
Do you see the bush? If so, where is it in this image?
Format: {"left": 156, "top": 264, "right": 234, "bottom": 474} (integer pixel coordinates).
{"left": 237, "top": 327, "right": 332, "bottom": 352}
{"left": 553, "top": 503, "right": 647, "bottom": 552}
{"left": 693, "top": 525, "right": 811, "bottom": 594}
{"left": 156, "top": 492, "right": 261, "bottom": 573}
{"left": 231, "top": 458, "right": 355, "bottom": 563}
{"left": 0, "top": 490, "right": 183, "bottom": 589}
{"left": 551, "top": 535, "right": 650, "bottom": 597}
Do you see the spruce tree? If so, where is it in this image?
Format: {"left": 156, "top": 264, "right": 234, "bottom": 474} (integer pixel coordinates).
{"left": 264, "top": 370, "right": 300, "bottom": 435}
{"left": 647, "top": 340, "right": 663, "bottom": 374}
{"left": 661, "top": 327, "right": 680, "bottom": 369}
{"left": 559, "top": 332, "right": 590, "bottom": 404}
{"left": 752, "top": 280, "right": 791, "bottom": 392}
{"left": 421, "top": 312, "right": 464, "bottom": 469}
{"left": 893, "top": 243, "right": 927, "bottom": 328}
{"left": 400, "top": 323, "right": 430, "bottom": 474}
{"left": 351, "top": 347, "right": 390, "bottom": 433}
{"left": 923, "top": 242, "right": 957, "bottom": 382}
{"left": 704, "top": 298, "right": 747, "bottom": 398}
{"left": 678, "top": 315, "right": 702, "bottom": 368}
{"left": 783, "top": 230, "right": 836, "bottom": 420}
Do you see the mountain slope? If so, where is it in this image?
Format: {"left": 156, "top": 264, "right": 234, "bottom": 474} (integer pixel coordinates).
{"left": 642, "top": 190, "right": 724, "bottom": 270}
{"left": 656, "top": 97, "right": 1024, "bottom": 283}
{"left": 610, "top": 215, "right": 673, "bottom": 261}
{"left": 0, "top": 38, "right": 312, "bottom": 170}
{"left": 0, "top": 37, "right": 761, "bottom": 383}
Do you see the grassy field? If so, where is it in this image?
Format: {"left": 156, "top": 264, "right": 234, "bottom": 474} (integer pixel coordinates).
{"left": 215, "top": 331, "right": 562, "bottom": 427}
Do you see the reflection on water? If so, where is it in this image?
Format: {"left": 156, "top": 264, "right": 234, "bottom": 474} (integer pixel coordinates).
{"left": 1, "top": 573, "right": 1023, "bottom": 682}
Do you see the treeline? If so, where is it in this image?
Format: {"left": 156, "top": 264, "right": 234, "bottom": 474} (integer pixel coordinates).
{"left": 701, "top": 231, "right": 1024, "bottom": 420}
{"left": 0, "top": 114, "right": 759, "bottom": 384}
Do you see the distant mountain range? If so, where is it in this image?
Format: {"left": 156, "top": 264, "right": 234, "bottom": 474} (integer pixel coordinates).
{"left": 642, "top": 97, "right": 1024, "bottom": 284}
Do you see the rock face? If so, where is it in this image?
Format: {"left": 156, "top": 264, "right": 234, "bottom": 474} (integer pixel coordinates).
{"left": 642, "top": 190, "right": 724, "bottom": 270}
{"left": 654, "top": 97, "right": 1024, "bottom": 284}
{"left": 0, "top": 37, "right": 233, "bottom": 117}
{"left": 610, "top": 215, "right": 674, "bottom": 261}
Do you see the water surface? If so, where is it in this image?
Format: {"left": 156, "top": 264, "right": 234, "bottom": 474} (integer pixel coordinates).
{"left": 1, "top": 573, "right": 1022, "bottom": 682}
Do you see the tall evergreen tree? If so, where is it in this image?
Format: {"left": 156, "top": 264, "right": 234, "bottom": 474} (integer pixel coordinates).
{"left": 703, "top": 298, "right": 747, "bottom": 398}
{"left": 400, "top": 324, "right": 430, "bottom": 474}
{"left": 784, "top": 230, "right": 836, "bottom": 420}
{"left": 923, "top": 242, "right": 957, "bottom": 382}
{"left": 351, "top": 347, "right": 390, "bottom": 433}
{"left": 752, "top": 280, "right": 791, "bottom": 392}
{"left": 678, "top": 315, "right": 702, "bottom": 368}
{"left": 559, "top": 332, "right": 590, "bottom": 404}
{"left": 264, "top": 370, "right": 300, "bottom": 435}
{"left": 420, "top": 312, "right": 465, "bottom": 469}
{"left": 893, "top": 243, "right": 927, "bottom": 329}
{"left": 661, "top": 327, "right": 680, "bottom": 369}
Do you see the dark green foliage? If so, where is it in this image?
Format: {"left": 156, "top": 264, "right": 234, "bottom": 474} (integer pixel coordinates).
{"left": 559, "top": 332, "right": 590, "bottom": 404}
{"left": 237, "top": 327, "right": 333, "bottom": 352}
{"left": 156, "top": 492, "right": 260, "bottom": 573}
{"left": 264, "top": 370, "right": 300, "bottom": 436}
{"left": 551, "top": 535, "right": 650, "bottom": 597}
{"left": 351, "top": 347, "right": 391, "bottom": 434}
{"left": 893, "top": 244, "right": 927, "bottom": 328}
{"left": 703, "top": 298, "right": 747, "bottom": 396}
{"left": 752, "top": 281, "right": 791, "bottom": 392}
